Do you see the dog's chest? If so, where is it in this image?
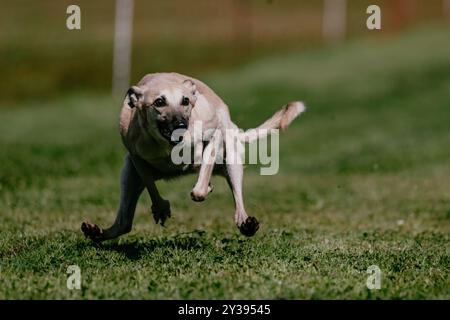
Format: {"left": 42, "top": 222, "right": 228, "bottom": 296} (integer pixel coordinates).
{"left": 133, "top": 135, "right": 187, "bottom": 174}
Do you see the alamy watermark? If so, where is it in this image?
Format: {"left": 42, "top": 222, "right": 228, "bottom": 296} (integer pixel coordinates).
{"left": 367, "top": 5, "right": 382, "bottom": 30}
{"left": 366, "top": 265, "right": 381, "bottom": 290}
{"left": 67, "top": 265, "right": 81, "bottom": 290}
{"left": 170, "top": 122, "right": 280, "bottom": 175}
{"left": 66, "top": 5, "right": 81, "bottom": 30}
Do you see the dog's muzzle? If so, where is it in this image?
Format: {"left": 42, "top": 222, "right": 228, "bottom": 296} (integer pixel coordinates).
{"left": 157, "top": 119, "right": 188, "bottom": 145}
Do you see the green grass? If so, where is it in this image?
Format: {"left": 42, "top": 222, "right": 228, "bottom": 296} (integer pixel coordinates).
{"left": 1, "top": 26, "right": 449, "bottom": 299}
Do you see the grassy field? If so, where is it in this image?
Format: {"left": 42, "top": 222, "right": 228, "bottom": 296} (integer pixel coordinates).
{"left": 0, "top": 26, "right": 449, "bottom": 299}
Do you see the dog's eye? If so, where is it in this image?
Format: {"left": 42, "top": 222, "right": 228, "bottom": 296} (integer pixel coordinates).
{"left": 153, "top": 98, "right": 166, "bottom": 107}
{"left": 181, "top": 97, "right": 190, "bottom": 106}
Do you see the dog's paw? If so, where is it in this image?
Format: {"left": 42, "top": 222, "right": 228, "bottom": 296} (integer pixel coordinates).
{"left": 81, "top": 221, "right": 104, "bottom": 243}
{"left": 190, "top": 184, "right": 214, "bottom": 202}
{"left": 190, "top": 189, "right": 206, "bottom": 202}
{"left": 152, "top": 199, "right": 171, "bottom": 226}
{"left": 239, "top": 216, "right": 260, "bottom": 237}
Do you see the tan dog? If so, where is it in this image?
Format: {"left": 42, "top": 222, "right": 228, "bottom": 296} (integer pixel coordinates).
{"left": 81, "top": 72, "right": 305, "bottom": 241}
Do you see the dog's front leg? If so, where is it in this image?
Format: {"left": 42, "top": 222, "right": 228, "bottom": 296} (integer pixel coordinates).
{"left": 224, "top": 138, "right": 260, "bottom": 237}
{"left": 130, "top": 154, "right": 171, "bottom": 226}
{"left": 190, "top": 131, "right": 220, "bottom": 202}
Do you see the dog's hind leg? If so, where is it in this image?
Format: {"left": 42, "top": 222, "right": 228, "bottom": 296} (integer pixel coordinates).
{"left": 81, "top": 154, "right": 144, "bottom": 242}
{"left": 129, "top": 154, "right": 171, "bottom": 226}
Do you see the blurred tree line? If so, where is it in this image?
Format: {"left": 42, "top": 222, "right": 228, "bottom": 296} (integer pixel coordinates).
{"left": 0, "top": 0, "right": 447, "bottom": 103}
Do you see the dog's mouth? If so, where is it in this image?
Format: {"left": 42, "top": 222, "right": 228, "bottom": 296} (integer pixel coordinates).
{"left": 157, "top": 120, "right": 188, "bottom": 145}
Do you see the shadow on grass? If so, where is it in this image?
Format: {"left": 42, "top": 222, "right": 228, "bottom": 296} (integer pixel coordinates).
{"left": 81, "top": 230, "right": 222, "bottom": 261}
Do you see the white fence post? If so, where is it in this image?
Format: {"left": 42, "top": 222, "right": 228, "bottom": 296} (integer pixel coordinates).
{"left": 323, "top": 0, "right": 347, "bottom": 44}
{"left": 112, "top": 0, "right": 134, "bottom": 96}
{"left": 444, "top": 0, "right": 450, "bottom": 21}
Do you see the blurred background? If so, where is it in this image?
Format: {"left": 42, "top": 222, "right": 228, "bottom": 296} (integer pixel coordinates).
{"left": 1, "top": 0, "right": 449, "bottom": 102}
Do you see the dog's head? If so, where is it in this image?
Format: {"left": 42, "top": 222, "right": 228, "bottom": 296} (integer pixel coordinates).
{"left": 126, "top": 79, "right": 197, "bottom": 144}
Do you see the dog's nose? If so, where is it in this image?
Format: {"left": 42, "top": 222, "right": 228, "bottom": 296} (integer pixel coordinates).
{"left": 170, "top": 119, "right": 188, "bottom": 144}
{"left": 173, "top": 119, "right": 187, "bottom": 130}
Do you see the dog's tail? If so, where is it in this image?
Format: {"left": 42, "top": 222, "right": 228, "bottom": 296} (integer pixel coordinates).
{"left": 238, "top": 101, "right": 306, "bottom": 143}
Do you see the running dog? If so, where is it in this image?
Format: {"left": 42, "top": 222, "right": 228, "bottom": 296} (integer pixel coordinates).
{"left": 81, "top": 72, "right": 305, "bottom": 241}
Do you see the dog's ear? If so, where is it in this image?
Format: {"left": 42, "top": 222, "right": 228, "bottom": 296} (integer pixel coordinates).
{"left": 126, "top": 86, "right": 145, "bottom": 108}
{"left": 182, "top": 79, "right": 196, "bottom": 94}
{"left": 182, "top": 79, "right": 197, "bottom": 106}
